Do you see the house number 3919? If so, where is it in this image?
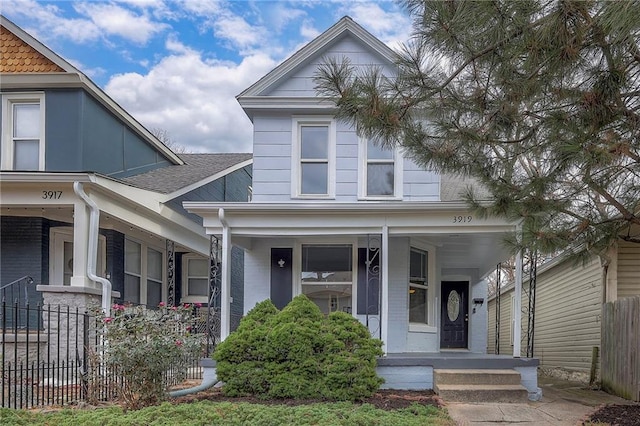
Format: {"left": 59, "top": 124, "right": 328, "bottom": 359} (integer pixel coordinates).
{"left": 42, "top": 191, "right": 62, "bottom": 199}
{"left": 453, "top": 215, "right": 473, "bottom": 223}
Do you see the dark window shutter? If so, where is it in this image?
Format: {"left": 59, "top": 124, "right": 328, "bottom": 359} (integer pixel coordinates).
{"left": 270, "top": 248, "right": 292, "bottom": 310}
{"left": 357, "top": 248, "right": 379, "bottom": 315}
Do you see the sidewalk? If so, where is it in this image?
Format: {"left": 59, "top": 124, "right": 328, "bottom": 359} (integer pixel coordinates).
{"left": 445, "top": 374, "right": 634, "bottom": 425}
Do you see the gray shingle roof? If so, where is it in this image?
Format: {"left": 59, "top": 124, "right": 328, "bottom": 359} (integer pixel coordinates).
{"left": 122, "top": 153, "right": 252, "bottom": 194}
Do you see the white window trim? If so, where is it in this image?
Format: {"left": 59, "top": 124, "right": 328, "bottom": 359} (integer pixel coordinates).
{"left": 181, "top": 253, "right": 209, "bottom": 303}
{"left": 408, "top": 241, "right": 437, "bottom": 333}
{"left": 291, "top": 116, "right": 336, "bottom": 199}
{"left": 49, "top": 227, "right": 106, "bottom": 286}
{"left": 293, "top": 238, "right": 358, "bottom": 317}
{"left": 124, "top": 237, "right": 166, "bottom": 306}
{"left": 357, "top": 136, "right": 403, "bottom": 200}
{"left": 1, "top": 92, "right": 46, "bottom": 171}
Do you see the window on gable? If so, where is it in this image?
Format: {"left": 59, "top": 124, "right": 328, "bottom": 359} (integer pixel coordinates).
{"left": 366, "top": 139, "right": 395, "bottom": 196}
{"left": 1, "top": 93, "right": 45, "bottom": 171}
{"left": 409, "top": 248, "right": 428, "bottom": 324}
{"left": 292, "top": 118, "right": 335, "bottom": 198}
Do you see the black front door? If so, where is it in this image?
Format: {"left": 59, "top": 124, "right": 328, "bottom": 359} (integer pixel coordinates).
{"left": 440, "top": 281, "right": 469, "bottom": 349}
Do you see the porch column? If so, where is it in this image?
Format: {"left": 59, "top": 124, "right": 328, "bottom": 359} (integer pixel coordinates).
{"left": 220, "top": 209, "right": 232, "bottom": 341}
{"left": 513, "top": 248, "right": 523, "bottom": 358}
{"left": 70, "top": 200, "right": 91, "bottom": 287}
{"left": 381, "top": 225, "right": 389, "bottom": 354}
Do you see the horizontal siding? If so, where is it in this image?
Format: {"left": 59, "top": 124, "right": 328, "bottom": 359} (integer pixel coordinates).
{"left": 267, "top": 37, "right": 396, "bottom": 97}
{"left": 617, "top": 241, "right": 640, "bottom": 299}
{"left": 488, "top": 256, "right": 603, "bottom": 374}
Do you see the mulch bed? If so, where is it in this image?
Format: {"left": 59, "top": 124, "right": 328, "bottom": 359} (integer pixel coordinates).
{"left": 172, "top": 387, "right": 443, "bottom": 411}
{"left": 584, "top": 404, "right": 640, "bottom": 426}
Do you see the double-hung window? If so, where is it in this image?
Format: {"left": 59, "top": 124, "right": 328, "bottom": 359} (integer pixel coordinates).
{"left": 182, "top": 254, "right": 209, "bottom": 302}
{"left": 360, "top": 137, "right": 401, "bottom": 199}
{"left": 124, "top": 239, "right": 164, "bottom": 306}
{"left": 292, "top": 118, "right": 335, "bottom": 198}
{"left": 1, "top": 93, "right": 45, "bottom": 171}
{"left": 409, "top": 248, "right": 428, "bottom": 324}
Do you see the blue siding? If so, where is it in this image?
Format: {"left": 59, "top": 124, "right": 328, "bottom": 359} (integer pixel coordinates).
{"left": 165, "top": 165, "right": 252, "bottom": 223}
{"left": 1, "top": 88, "right": 172, "bottom": 176}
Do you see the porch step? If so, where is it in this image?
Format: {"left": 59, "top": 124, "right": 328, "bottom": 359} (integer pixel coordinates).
{"left": 434, "top": 369, "right": 528, "bottom": 403}
{"left": 434, "top": 384, "right": 529, "bottom": 403}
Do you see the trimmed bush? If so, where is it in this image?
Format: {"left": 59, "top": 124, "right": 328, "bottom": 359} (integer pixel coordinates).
{"left": 214, "top": 295, "right": 383, "bottom": 400}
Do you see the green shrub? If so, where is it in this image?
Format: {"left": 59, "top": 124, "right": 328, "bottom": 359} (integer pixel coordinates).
{"left": 214, "top": 295, "right": 383, "bottom": 400}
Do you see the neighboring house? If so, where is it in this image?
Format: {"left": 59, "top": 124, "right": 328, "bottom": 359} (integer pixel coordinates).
{"left": 0, "top": 16, "right": 251, "bottom": 326}
{"left": 185, "top": 17, "right": 539, "bottom": 395}
{"left": 488, "top": 230, "right": 640, "bottom": 383}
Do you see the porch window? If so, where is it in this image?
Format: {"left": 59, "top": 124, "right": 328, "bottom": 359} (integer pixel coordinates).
{"left": 1, "top": 93, "right": 45, "bottom": 171}
{"left": 301, "top": 244, "right": 352, "bottom": 315}
{"left": 124, "top": 238, "right": 164, "bottom": 306}
{"left": 292, "top": 117, "right": 335, "bottom": 198}
{"left": 409, "top": 248, "right": 428, "bottom": 324}
{"left": 146, "top": 248, "right": 163, "bottom": 308}
{"left": 182, "top": 254, "right": 209, "bottom": 302}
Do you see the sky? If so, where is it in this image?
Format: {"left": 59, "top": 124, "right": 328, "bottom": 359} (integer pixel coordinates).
{"left": 2, "top": 0, "right": 413, "bottom": 153}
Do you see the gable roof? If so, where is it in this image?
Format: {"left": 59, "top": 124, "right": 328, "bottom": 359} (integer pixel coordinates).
{"left": 121, "top": 153, "right": 252, "bottom": 196}
{"left": 0, "top": 15, "right": 184, "bottom": 166}
{"left": 237, "top": 16, "right": 397, "bottom": 99}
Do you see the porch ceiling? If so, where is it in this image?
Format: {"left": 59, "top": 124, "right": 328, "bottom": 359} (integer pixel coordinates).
{"left": 415, "top": 232, "right": 512, "bottom": 277}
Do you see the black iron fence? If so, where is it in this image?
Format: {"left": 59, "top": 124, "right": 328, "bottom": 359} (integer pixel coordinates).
{"left": 1, "top": 301, "right": 211, "bottom": 409}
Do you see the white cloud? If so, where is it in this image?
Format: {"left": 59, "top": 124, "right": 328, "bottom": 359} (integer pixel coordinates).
{"left": 340, "top": 2, "right": 412, "bottom": 49}
{"left": 211, "top": 12, "right": 269, "bottom": 54}
{"left": 73, "top": 2, "right": 168, "bottom": 44}
{"left": 300, "top": 19, "right": 320, "bottom": 40}
{"left": 105, "top": 46, "right": 277, "bottom": 153}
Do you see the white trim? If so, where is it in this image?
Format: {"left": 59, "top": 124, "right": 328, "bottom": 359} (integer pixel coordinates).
{"left": 291, "top": 116, "right": 336, "bottom": 199}
{"left": 162, "top": 159, "right": 253, "bottom": 201}
{"left": 237, "top": 17, "right": 397, "bottom": 99}
{"left": 358, "top": 137, "right": 403, "bottom": 200}
{"left": 1, "top": 92, "right": 46, "bottom": 171}
{"left": 124, "top": 236, "right": 166, "bottom": 306}
{"left": 513, "top": 248, "right": 523, "bottom": 357}
{"left": 49, "top": 227, "right": 106, "bottom": 286}
{"left": 293, "top": 238, "right": 358, "bottom": 317}
{"left": 181, "top": 253, "right": 209, "bottom": 303}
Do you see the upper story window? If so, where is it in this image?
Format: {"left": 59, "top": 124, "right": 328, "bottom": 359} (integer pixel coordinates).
{"left": 292, "top": 117, "right": 335, "bottom": 198}
{"left": 1, "top": 93, "right": 45, "bottom": 171}
{"left": 359, "top": 137, "right": 402, "bottom": 199}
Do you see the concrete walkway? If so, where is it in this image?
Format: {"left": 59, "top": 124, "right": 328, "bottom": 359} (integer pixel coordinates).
{"left": 445, "top": 375, "right": 634, "bottom": 425}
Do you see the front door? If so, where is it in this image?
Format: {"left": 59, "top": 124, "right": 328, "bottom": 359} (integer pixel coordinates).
{"left": 440, "top": 281, "right": 468, "bottom": 348}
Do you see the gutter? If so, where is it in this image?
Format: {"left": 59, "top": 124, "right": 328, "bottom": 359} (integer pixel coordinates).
{"left": 73, "top": 182, "right": 112, "bottom": 317}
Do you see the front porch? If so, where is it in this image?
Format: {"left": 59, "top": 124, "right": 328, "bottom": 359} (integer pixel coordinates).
{"left": 377, "top": 351, "right": 540, "bottom": 399}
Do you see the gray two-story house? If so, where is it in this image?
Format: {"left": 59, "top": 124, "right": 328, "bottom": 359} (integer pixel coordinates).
{"left": 186, "top": 17, "right": 539, "bottom": 397}
{"left": 0, "top": 15, "right": 250, "bottom": 326}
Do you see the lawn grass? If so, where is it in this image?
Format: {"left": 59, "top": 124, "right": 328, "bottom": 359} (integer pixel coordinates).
{"left": 0, "top": 401, "right": 454, "bottom": 426}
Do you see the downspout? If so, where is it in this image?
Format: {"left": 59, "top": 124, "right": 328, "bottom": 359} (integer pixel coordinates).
{"left": 73, "top": 182, "right": 112, "bottom": 318}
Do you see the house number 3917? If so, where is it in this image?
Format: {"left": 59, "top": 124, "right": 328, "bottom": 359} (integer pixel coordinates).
{"left": 453, "top": 215, "right": 473, "bottom": 223}
{"left": 42, "top": 191, "right": 62, "bottom": 199}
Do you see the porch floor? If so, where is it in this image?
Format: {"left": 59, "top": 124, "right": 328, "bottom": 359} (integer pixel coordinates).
{"left": 378, "top": 351, "right": 539, "bottom": 369}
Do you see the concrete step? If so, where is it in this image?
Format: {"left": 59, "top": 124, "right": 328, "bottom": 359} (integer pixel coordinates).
{"left": 435, "top": 384, "right": 529, "bottom": 403}
{"left": 434, "top": 368, "right": 522, "bottom": 385}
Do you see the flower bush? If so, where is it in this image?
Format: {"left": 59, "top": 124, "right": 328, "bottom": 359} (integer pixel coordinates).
{"left": 95, "top": 303, "right": 204, "bottom": 410}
